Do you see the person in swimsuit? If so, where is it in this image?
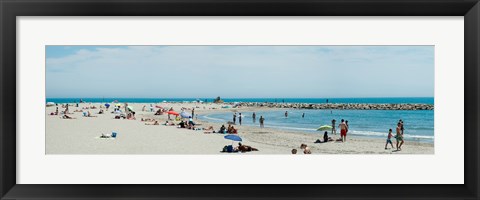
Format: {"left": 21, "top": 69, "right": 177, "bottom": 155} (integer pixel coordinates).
{"left": 252, "top": 112, "right": 256, "bottom": 123}
{"left": 233, "top": 112, "right": 237, "bottom": 124}
{"left": 259, "top": 116, "right": 265, "bottom": 128}
{"left": 385, "top": 129, "right": 394, "bottom": 149}
{"left": 239, "top": 113, "right": 242, "bottom": 125}
{"left": 331, "top": 119, "right": 336, "bottom": 135}
{"left": 339, "top": 119, "right": 347, "bottom": 142}
{"left": 396, "top": 122, "right": 404, "bottom": 150}
{"left": 285, "top": 111, "right": 288, "bottom": 118}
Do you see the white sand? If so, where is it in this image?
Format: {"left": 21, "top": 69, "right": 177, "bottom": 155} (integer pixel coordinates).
{"left": 46, "top": 103, "right": 434, "bottom": 154}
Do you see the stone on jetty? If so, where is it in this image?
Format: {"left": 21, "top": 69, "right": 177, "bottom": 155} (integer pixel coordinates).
{"left": 229, "top": 102, "right": 433, "bottom": 110}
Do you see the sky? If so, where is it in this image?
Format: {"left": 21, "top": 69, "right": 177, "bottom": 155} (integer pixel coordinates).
{"left": 46, "top": 46, "right": 434, "bottom": 98}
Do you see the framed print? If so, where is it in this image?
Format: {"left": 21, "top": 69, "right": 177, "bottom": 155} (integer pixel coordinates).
{"left": 1, "top": 0, "right": 479, "bottom": 199}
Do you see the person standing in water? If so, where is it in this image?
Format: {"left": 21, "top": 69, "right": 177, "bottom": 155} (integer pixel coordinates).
{"left": 339, "top": 119, "right": 347, "bottom": 142}
{"left": 233, "top": 112, "right": 237, "bottom": 124}
{"left": 331, "top": 119, "right": 337, "bottom": 135}
{"left": 259, "top": 116, "right": 265, "bottom": 128}
{"left": 252, "top": 112, "right": 256, "bottom": 123}
{"left": 285, "top": 111, "right": 288, "bottom": 118}
{"left": 302, "top": 113, "right": 305, "bottom": 118}
{"left": 239, "top": 113, "right": 242, "bottom": 125}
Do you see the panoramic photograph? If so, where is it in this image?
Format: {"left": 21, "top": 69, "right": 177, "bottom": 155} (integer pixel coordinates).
{"left": 45, "top": 45, "right": 434, "bottom": 154}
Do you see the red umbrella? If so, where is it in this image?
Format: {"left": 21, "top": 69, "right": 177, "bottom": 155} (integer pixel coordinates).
{"left": 167, "top": 111, "right": 179, "bottom": 116}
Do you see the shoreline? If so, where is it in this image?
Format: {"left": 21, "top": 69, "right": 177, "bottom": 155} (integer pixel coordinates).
{"left": 46, "top": 102, "right": 434, "bottom": 154}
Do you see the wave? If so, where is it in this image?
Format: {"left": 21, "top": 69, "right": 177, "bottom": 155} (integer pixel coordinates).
{"left": 350, "top": 130, "right": 434, "bottom": 140}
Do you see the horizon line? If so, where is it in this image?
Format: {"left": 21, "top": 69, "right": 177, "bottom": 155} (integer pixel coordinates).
{"left": 46, "top": 96, "right": 435, "bottom": 99}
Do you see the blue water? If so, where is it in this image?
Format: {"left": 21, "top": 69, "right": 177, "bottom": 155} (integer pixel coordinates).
{"left": 46, "top": 97, "right": 434, "bottom": 105}
{"left": 46, "top": 97, "right": 434, "bottom": 142}
{"left": 201, "top": 109, "right": 434, "bottom": 143}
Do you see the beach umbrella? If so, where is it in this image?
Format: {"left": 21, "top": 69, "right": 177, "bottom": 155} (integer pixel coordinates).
{"left": 167, "top": 111, "right": 179, "bottom": 116}
{"left": 180, "top": 111, "right": 191, "bottom": 118}
{"left": 224, "top": 134, "right": 242, "bottom": 141}
{"left": 105, "top": 103, "right": 110, "bottom": 107}
{"left": 224, "top": 134, "right": 242, "bottom": 145}
{"left": 127, "top": 106, "right": 134, "bottom": 112}
{"left": 317, "top": 125, "right": 333, "bottom": 131}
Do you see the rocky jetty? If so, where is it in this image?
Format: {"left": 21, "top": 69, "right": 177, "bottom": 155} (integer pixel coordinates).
{"left": 228, "top": 102, "right": 433, "bottom": 110}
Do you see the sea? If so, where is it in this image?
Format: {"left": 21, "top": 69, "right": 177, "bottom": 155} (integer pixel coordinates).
{"left": 46, "top": 97, "right": 434, "bottom": 143}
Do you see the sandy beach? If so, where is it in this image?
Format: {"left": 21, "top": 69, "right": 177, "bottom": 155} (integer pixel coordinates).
{"left": 46, "top": 102, "right": 434, "bottom": 154}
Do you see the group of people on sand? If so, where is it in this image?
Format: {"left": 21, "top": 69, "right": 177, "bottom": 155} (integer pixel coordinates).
{"left": 385, "top": 119, "right": 405, "bottom": 151}
{"left": 222, "top": 142, "right": 258, "bottom": 153}
{"left": 291, "top": 144, "right": 312, "bottom": 154}
{"left": 329, "top": 118, "right": 349, "bottom": 142}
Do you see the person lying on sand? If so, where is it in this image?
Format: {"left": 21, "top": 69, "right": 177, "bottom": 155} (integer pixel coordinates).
{"left": 235, "top": 143, "right": 259, "bottom": 153}
{"left": 145, "top": 120, "right": 159, "bottom": 125}
{"left": 154, "top": 109, "right": 163, "bottom": 115}
{"left": 203, "top": 126, "right": 215, "bottom": 134}
{"left": 164, "top": 121, "right": 176, "bottom": 126}
{"left": 141, "top": 118, "right": 155, "bottom": 122}
{"left": 86, "top": 111, "right": 97, "bottom": 117}
{"left": 62, "top": 114, "right": 75, "bottom": 119}
{"left": 98, "top": 109, "right": 104, "bottom": 114}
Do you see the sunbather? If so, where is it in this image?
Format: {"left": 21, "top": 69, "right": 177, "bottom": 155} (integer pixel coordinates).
{"left": 62, "top": 114, "right": 75, "bottom": 119}
{"left": 235, "top": 143, "right": 259, "bottom": 152}
{"left": 145, "top": 121, "right": 159, "bottom": 125}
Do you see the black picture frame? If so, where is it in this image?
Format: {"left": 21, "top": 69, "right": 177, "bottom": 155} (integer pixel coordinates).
{"left": 1, "top": 0, "right": 478, "bottom": 199}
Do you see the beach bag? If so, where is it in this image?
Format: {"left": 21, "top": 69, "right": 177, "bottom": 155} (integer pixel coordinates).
{"left": 226, "top": 145, "right": 233, "bottom": 152}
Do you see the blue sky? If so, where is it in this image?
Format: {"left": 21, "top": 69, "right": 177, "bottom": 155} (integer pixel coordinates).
{"left": 46, "top": 46, "right": 434, "bottom": 98}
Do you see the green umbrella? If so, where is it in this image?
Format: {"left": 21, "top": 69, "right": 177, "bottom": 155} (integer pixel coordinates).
{"left": 127, "top": 105, "right": 134, "bottom": 112}
{"left": 317, "top": 125, "right": 333, "bottom": 131}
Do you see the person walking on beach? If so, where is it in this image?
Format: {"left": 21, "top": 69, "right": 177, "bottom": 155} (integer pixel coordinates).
{"left": 331, "top": 119, "right": 337, "bottom": 135}
{"left": 396, "top": 122, "right": 404, "bottom": 150}
{"left": 399, "top": 119, "right": 404, "bottom": 134}
{"left": 252, "top": 112, "right": 256, "bottom": 123}
{"left": 233, "top": 112, "right": 237, "bottom": 124}
{"left": 285, "top": 111, "right": 288, "bottom": 118}
{"left": 259, "top": 116, "right": 265, "bottom": 128}
{"left": 345, "top": 120, "right": 349, "bottom": 135}
{"left": 192, "top": 108, "right": 195, "bottom": 119}
{"left": 239, "top": 113, "right": 242, "bottom": 125}
{"left": 385, "top": 129, "right": 394, "bottom": 149}
{"left": 339, "top": 119, "right": 347, "bottom": 142}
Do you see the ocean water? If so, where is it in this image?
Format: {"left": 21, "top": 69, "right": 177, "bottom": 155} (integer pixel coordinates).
{"left": 46, "top": 97, "right": 434, "bottom": 142}
{"left": 46, "top": 97, "right": 434, "bottom": 105}
{"left": 201, "top": 109, "right": 434, "bottom": 143}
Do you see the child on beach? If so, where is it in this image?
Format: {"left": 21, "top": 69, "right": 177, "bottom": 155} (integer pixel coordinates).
{"left": 385, "top": 129, "right": 394, "bottom": 149}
